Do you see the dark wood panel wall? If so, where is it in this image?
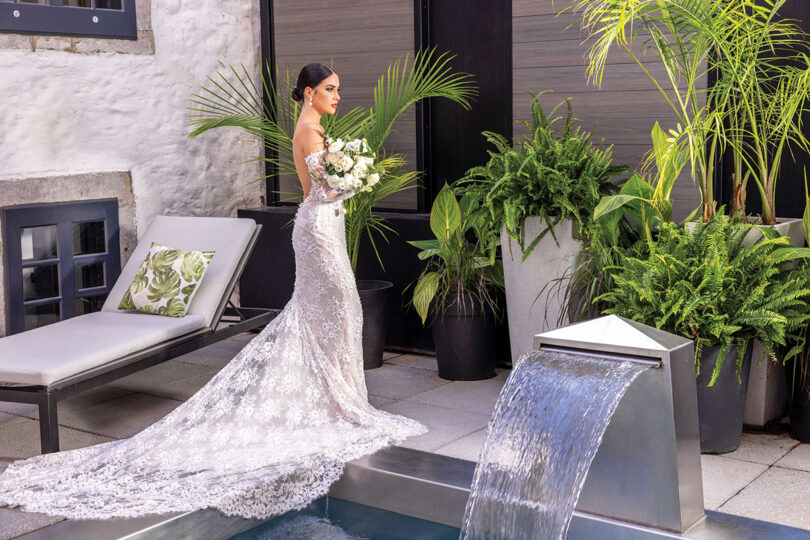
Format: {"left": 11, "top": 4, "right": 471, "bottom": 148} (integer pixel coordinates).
{"left": 272, "top": 0, "right": 418, "bottom": 210}
{"left": 512, "top": 0, "right": 703, "bottom": 220}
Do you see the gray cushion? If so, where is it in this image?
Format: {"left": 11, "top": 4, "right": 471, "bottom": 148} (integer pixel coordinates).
{"left": 0, "top": 311, "right": 206, "bottom": 386}
{"left": 103, "top": 215, "right": 256, "bottom": 327}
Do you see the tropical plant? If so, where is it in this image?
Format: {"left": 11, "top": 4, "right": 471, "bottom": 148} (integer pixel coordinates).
{"left": 409, "top": 184, "right": 503, "bottom": 325}
{"left": 456, "top": 91, "right": 628, "bottom": 264}
{"left": 186, "top": 48, "right": 477, "bottom": 271}
{"left": 708, "top": 3, "right": 810, "bottom": 224}
{"left": 596, "top": 213, "right": 810, "bottom": 385}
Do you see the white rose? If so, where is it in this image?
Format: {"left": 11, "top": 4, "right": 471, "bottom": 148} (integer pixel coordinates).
{"left": 361, "top": 139, "right": 370, "bottom": 152}
{"left": 335, "top": 150, "right": 345, "bottom": 160}
{"left": 352, "top": 177, "right": 363, "bottom": 189}
{"left": 352, "top": 162, "right": 368, "bottom": 178}
{"left": 345, "top": 140, "right": 360, "bottom": 153}
{"left": 366, "top": 173, "right": 380, "bottom": 187}
{"left": 325, "top": 153, "right": 338, "bottom": 165}
{"left": 325, "top": 174, "right": 341, "bottom": 189}
{"left": 328, "top": 139, "right": 345, "bottom": 153}
{"left": 343, "top": 173, "right": 356, "bottom": 188}
{"left": 337, "top": 178, "right": 348, "bottom": 190}
{"left": 339, "top": 156, "right": 354, "bottom": 172}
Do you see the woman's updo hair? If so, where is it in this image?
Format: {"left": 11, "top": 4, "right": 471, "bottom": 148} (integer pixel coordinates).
{"left": 291, "top": 63, "right": 334, "bottom": 102}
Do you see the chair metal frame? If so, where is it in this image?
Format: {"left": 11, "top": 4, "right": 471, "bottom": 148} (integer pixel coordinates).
{"left": 0, "top": 224, "right": 278, "bottom": 454}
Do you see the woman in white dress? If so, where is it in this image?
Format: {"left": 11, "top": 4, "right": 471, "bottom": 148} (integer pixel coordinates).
{"left": 0, "top": 63, "right": 426, "bottom": 520}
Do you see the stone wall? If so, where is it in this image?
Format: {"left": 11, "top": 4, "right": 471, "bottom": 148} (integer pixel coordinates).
{"left": 0, "top": 1, "right": 264, "bottom": 336}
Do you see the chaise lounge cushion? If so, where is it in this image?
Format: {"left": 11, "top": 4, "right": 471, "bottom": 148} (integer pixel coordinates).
{"left": 0, "top": 311, "right": 206, "bottom": 386}
{"left": 103, "top": 216, "right": 257, "bottom": 328}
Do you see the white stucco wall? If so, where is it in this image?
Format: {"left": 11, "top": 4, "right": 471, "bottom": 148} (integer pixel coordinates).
{"left": 0, "top": 0, "right": 264, "bottom": 236}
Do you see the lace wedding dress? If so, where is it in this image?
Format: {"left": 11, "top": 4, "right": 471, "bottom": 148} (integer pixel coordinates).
{"left": 0, "top": 149, "right": 426, "bottom": 520}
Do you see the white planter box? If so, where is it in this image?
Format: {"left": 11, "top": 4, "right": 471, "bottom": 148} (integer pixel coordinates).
{"left": 502, "top": 218, "right": 581, "bottom": 364}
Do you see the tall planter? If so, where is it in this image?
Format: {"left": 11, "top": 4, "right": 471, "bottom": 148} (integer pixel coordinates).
{"left": 743, "top": 217, "right": 803, "bottom": 427}
{"left": 432, "top": 294, "right": 496, "bottom": 381}
{"left": 357, "top": 279, "right": 392, "bottom": 370}
{"left": 697, "top": 342, "right": 753, "bottom": 454}
{"left": 501, "top": 218, "right": 581, "bottom": 364}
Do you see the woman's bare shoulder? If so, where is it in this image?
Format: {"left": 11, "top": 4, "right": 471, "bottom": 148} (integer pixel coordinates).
{"left": 293, "top": 123, "right": 326, "bottom": 156}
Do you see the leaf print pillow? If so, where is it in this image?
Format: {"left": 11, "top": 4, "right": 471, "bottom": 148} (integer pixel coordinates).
{"left": 118, "top": 242, "right": 215, "bottom": 317}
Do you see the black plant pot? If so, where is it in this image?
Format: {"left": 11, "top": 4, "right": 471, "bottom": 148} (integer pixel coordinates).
{"left": 357, "top": 279, "right": 392, "bottom": 370}
{"left": 790, "top": 365, "right": 810, "bottom": 442}
{"left": 696, "top": 343, "right": 753, "bottom": 454}
{"left": 432, "top": 294, "right": 497, "bottom": 381}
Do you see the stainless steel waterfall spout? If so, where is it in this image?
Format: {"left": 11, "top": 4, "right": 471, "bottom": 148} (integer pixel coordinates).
{"left": 535, "top": 315, "right": 705, "bottom": 534}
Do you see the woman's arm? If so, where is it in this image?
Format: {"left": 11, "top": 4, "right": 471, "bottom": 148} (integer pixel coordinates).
{"left": 294, "top": 125, "right": 326, "bottom": 199}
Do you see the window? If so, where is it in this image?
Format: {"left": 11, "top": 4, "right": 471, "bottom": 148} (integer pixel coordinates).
{"left": 0, "top": 0, "right": 136, "bottom": 39}
{"left": 3, "top": 199, "right": 121, "bottom": 334}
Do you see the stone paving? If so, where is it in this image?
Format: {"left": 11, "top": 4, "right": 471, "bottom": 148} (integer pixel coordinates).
{"left": 0, "top": 333, "right": 809, "bottom": 538}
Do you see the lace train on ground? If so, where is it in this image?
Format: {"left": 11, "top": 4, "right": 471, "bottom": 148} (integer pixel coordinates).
{"left": 0, "top": 149, "right": 426, "bottom": 520}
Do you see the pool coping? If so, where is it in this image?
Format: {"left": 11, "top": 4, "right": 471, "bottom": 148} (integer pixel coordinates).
{"left": 17, "top": 445, "right": 810, "bottom": 539}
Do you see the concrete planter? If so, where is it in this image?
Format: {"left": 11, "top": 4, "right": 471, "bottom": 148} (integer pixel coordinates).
{"left": 743, "top": 217, "right": 803, "bottom": 427}
{"left": 687, "top": 216, "right": 803, "bottom": 427}
{"left": 501, "top": 218, "right": 581, "bottom": 363}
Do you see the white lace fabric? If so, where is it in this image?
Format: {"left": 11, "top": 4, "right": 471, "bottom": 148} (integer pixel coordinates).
{"left": 0, "top": 150, "right": 426, "bottom": 520}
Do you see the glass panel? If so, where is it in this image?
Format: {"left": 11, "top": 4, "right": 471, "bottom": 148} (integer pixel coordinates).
{"left": 24, "top": 302, "right": 60, "bottom": 331}
{"left": 20, "top": 225, "right": 57, "bottom": 261}
{"left": 95, "top": 0, "right": 122, "bottom": 9}
{"left": 75, "top": 294, "right": 106, "bottom": 315}
{"left": 72, "top": 220, "right": 106, "bottom": 255}
{"left": 22, "top": 264, "right": 59, "bottom": 301}
{"left": 46, "top": 0, "right": 92, "bottom": 6}
{"left": 77, "top": 261, "right": 104, "bottom": 289}
{"left": 18, "top": 1, "right": 49, "bottom": 4}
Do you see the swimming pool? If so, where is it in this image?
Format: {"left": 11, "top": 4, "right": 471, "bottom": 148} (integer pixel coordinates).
{"left": 230, "top": 497, "right": 460, "bottom": 540}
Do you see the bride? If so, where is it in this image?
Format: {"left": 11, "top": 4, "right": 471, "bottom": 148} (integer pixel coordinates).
{"left": 0, "top": 63, "right": 426, "bottom": 520}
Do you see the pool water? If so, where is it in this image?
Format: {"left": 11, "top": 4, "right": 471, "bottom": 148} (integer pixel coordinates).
{"left": 230, "top": 497, "right": 460, "bottom": 540}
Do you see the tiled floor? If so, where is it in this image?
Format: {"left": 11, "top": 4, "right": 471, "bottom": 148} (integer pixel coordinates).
{"left": 1, "top": 333, "right": 810, "bottom": 538}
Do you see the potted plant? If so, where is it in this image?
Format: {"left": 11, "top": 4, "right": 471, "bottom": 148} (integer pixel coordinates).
{"left": 409, "top": 184, "right": 503, "bottom": 380}
{"left": 789, "top": 187, "right": 810, "bottom": 442}
{"left": 186, "top": 49, "right": 477, "bottom": 369}
{"left": 457, "top": 92, "right": 627, "bottom": 362}
{"left": 596, "top": 214, "right": 810, "bottom": 453}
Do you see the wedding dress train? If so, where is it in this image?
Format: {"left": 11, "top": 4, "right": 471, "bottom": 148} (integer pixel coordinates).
{"left": 0, "top": 149, "right": 426, "bottom": 520}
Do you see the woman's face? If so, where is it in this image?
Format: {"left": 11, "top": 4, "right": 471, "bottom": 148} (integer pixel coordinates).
{"left": 308, "top": 73, "right": 340, "bottom": 116}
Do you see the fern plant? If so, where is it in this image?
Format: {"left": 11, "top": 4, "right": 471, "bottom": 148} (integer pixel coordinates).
{"left": 456, "top": 91, "right": 628, "bottom": 264}
{"left": 597, "top": 214, "right": 810, "bottom": 386}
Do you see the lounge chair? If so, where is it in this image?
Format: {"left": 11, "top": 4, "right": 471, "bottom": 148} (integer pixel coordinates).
{"left": 0, "top": 215, "right": 278, "bottom": 454}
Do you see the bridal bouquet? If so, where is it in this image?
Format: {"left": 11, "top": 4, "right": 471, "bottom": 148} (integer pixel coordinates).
{"left": 317, "top": 136, "right": 384, "bottom": 193}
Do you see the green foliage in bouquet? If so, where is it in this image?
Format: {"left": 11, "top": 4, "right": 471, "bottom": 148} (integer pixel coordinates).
{"left": 596, "top": 214, "right": 810, "bottom": 386}
{"left": 186, "top": 48, "right": 477, "bottom": 271}
{"left": 457, "top": 91, "right": 628, "bottom": 264}
{"left": 408, "top": 184, "right": 503, "bottom": 324}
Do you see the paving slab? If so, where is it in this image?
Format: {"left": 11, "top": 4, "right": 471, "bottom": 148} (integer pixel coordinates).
{"left": 365, "top": 364, "right": 450, "bottom": 401}
{"left": 434, "top": 428, "right": 488, "bottom": 462}
{"left": 381, "top": 400, "right": 491, "bottom": 452}
{"left": 776, "top": 443, "right": 810, "bottom": 472}
{"left": 386, "top": 354, "right": 438, "bottom": 371}
{"left": 109, "top": 360, "right": 218, "bottom": 399}
{"left": 0, "top": 416, "right": 113, "bottom": 461}
{"left": 174, "top": 336, "right": 252, "bottom": 368}
{"left": 0, "top": 507, "right": 63, "bottom": 540}
{"left": 11, "top": 386, "right": 136, "bottom": 421}
{"left": 382, "top": 351, "right": 403, "bottom": 361}
{"left": 701, "top": 454, "right": 768, "bottom": 510}
{"left": 719, "top": 466, "right": 810, "bottom": 530}
{"left": 723, "top": 432, "right": 800, "bottom": 465}
{"left": 56, "top": 392, "right": 182, "bottom": 439}
{"left": 368, "top": 395, "right": 398, "bottom": 409}
{"left": 406, "top": 377, "right": 506, "bottom": 416}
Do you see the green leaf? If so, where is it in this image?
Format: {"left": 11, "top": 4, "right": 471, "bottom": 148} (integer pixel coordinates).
{"left": 180, "top": 251, "right": 209, "bottom": 282}
{"left": 594, "top": 194, "right": 647, "bottom": 222}
{"left": 413, "top": 271, "right": 440, "bottom": 324}
{"left": 430, "top": 184, "right": 462, "bottom": 242}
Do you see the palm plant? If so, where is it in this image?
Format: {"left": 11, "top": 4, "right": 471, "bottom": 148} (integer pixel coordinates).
{"left": 187, "top": 48, "right": 477, "bottom": 271}
{"left": 569, "top": 0, "right": 729, "bottom": 222}
{"left": 708, "top": 4, "right": 810, "bottom": 224}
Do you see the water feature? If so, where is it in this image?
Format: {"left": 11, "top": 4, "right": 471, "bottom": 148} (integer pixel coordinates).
{"left": 461, "top": 349, "right": 650, "bottom": 540}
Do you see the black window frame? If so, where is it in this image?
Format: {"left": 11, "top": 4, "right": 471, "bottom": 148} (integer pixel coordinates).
{"left": 0, "top": 0, "right": 137, "bottom": 40}
{"left": 3, "top": 199, "right": 121, "bottom": 335}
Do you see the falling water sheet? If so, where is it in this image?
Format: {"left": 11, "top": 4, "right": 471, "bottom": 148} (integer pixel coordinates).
{"left": 461, "top": 350, "right": 650, "bottom": 540}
